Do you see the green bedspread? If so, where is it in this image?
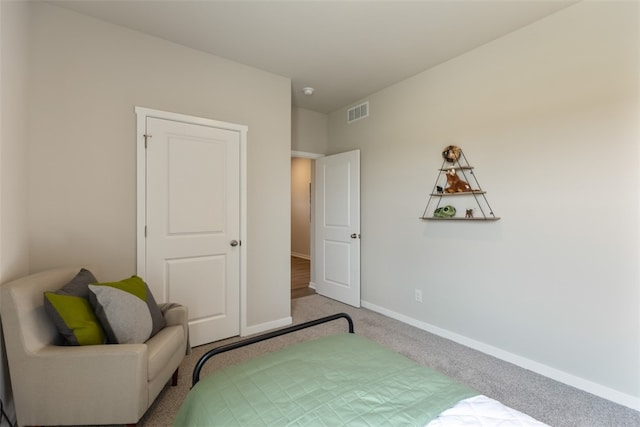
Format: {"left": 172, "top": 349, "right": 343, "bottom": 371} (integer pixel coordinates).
{"left": 174, "top": 333, "right": 476, "bottom": 426}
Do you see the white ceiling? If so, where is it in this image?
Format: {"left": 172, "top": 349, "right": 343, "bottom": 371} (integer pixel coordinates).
{"left": 52, "top": 0, "right": 577, "bottom": 114}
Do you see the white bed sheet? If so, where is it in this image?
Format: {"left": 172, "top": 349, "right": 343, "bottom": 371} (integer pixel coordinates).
{"left": 425, "top": 395, "right": 550, "bottom": 427}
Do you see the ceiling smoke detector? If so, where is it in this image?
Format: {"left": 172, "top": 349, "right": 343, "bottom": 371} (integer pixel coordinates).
{"left": 302, "top": 87, "right": 314, "bottom": 96}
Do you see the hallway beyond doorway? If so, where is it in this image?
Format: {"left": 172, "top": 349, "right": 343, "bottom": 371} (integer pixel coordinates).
{"left": 291, "top": 256, "right": 315, "bottom": 299}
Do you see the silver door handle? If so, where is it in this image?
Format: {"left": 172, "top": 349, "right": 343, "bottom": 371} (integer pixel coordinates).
{"left": 230, "top": 240, "right": 239, "bottom": 247}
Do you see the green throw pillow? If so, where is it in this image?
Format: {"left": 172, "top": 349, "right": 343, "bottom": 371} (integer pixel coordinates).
{"left": 43, "top": 268, "right": 106, "bottom": 346}
{"left": 43, "top": 292, "right": 106, "bottom": 346}
{"left": 89, "top": 275, "right": 166, "bottom": 344}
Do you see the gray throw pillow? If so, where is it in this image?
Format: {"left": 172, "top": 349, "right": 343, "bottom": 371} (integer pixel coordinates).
{"left": 88, "top": 275, "right": 166, "bottom": 344}
{"left": 89, "top": 284, "right": 153, "bottom": 344}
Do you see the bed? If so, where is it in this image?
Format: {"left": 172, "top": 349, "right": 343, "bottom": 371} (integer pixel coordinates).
{"left": 174, "top": 313, "right": 549, "bottom": 426}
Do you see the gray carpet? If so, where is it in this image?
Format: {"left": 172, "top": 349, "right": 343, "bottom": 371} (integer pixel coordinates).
{"left": 139, "top": 294, "right": 640, "bottom": 426}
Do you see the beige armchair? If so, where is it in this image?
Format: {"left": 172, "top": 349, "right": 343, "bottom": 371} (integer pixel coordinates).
{"left": 1, "top": 267, "right": 189, "bottom": 426}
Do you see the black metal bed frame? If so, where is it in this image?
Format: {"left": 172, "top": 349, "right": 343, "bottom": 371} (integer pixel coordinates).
{"left": 192, "top": 312, "right": 355, "bottom": 387}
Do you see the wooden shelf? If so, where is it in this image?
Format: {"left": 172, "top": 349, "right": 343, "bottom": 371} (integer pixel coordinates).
{"left": 422, "top": 148, "right": 500, "bottom": 222}
{"left": 430, "top": 191, "right": 486, "bottom": 196}
{"left": 439, "top": 165, "right": 474, "bottom": 171}
{"left": 420, "top": 217, "right": 500, "bottom": 221}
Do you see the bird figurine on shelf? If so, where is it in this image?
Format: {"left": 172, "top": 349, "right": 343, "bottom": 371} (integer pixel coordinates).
{"left": 442, "top": 145, "right": 461, "bottom": 163}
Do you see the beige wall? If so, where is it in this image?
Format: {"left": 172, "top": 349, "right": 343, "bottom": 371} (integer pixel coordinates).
{"left": 292, "top": 107, "right": 329, "bottom": 154}
{"left": 0, "top": 1, "right": 31, "bottom": 419}
{"left": 26, "top": 3, "right": 292, "bottom": 330}
{"left": 291, "top": 158, "right": 311, "bottom": 258}
{"left": 0, "top": 1, "right": 30, "bottom": 283}
{"left": 329, "top": 1, "right": 639, "bottom": 407}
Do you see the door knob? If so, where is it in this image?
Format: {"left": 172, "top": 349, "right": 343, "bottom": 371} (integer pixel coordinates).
{"left": 350, "top": 233, "right": 359, "bottom": 239}
{"left": 230, "top": 240, "right": 239, "bottom": 247}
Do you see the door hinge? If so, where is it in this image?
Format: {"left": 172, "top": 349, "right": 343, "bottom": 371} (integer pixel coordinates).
{"left": 144, "top": 226, "right": 147, "bottom": 237}
{"left": 143, "top": 134, "right": 152, "bottom": 148}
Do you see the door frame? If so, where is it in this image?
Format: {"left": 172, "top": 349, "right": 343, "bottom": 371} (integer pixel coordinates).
{"left": 291, "top": 151, "right": 324, "bottom": 291}
{"left": 136, "top": 107, "right": 248, "bottom": 335}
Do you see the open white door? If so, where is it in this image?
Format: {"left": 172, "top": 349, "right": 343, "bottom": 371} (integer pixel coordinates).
{"left": 315, "top": 150, "right": 361, "bottom": 307}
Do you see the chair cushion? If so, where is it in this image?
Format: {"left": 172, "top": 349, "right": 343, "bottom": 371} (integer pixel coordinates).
{"left": 43, "top": 268, "right": 107, "bottom": 346}
{"left": 89, "top": 275, "right": 166, "bottom": 344}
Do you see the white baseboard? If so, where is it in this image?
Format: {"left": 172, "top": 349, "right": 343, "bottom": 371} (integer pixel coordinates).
{"left": 243, "top": 316, "right": 292, "bottom": 337}
{"left": 361, "top": 299, "right": 640, "bottom": 411}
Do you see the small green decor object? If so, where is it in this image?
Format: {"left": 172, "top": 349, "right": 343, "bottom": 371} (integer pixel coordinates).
{"left": 434, "top": 205, "right": 456, "bottom": 218}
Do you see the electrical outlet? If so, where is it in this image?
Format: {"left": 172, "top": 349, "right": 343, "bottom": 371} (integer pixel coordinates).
{"left": 415, "top": 289, "right": 423, "bottom": 303}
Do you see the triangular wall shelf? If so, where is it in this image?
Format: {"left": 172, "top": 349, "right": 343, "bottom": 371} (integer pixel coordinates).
{"left": 420, "top": 146, "right": 500, "bottom": 221}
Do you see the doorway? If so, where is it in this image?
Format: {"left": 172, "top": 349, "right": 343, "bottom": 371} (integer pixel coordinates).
{"left": 290, "top": 150, "right": 361, "bottom": 306}
{"left": 291, "top": 156, "right": 314, "bottom": 299}
{"left": 291, "top": 151, "right": 324, "bottom": 299}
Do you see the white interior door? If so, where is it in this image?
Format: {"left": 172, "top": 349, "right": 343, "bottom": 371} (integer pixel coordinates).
{"left": 137, "top": 109, "right": 245, "bottom": 347}
{"left": 315, "top": 150, "right": 361, "bottom": 307}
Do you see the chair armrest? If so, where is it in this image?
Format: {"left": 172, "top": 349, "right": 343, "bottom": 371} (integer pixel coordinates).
{"left": 162, "top": 303, "right": 188, "bottom": 327}
{"left": 159, "top": 303, "right": 190, "bottom": 354}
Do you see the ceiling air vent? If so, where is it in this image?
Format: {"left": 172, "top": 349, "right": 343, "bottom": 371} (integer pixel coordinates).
{"left": 347, "top": 101, "right": 369, "bottom": 124}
